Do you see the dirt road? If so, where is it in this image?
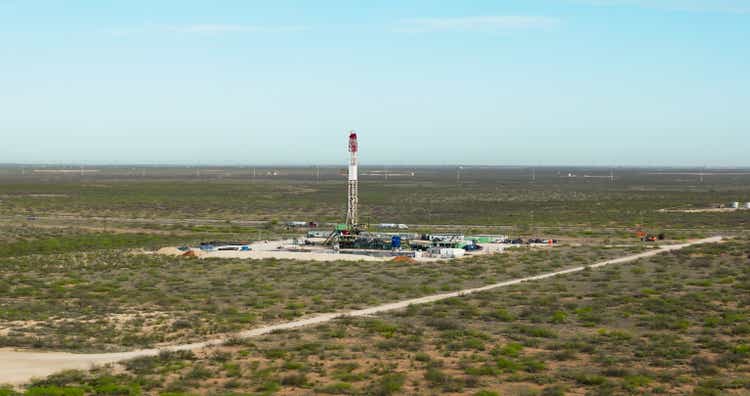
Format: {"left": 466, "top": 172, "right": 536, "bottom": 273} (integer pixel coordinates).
{"left": 0, "top": 236, "right": 722, "bottom": 385}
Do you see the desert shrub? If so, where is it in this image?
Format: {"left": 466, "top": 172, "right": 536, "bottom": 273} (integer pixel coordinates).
{"left": 256, "top": 381, "right": 280, "bottom": 393}
{"left": 159, "top": 350, "right": 196, "bottom": 361}
{"left": 514, "top": 325, "right": 557, "bottom": 338}
{"left": 623, "top": 374, "right": 652, "bottom": 389}
{"left": 550, "top": 311, "right": 567, "bottom": 324}
{"left": 25, "top": 387, "right": 86, "bottom": 396}
{"left": 573, "top": 373, "right": 607, "bottom": 385}
{"left": 25, "top": 385, "right": 85, "bottom": 396}
{"left": 541, "top": 386, "right": 566, "bottom": 396}
{"left": 210, "top": 351, "right": 232, "bottom": 363}
{"left": 520, "top": 357, "right": 546, "bottom": 373}
{"left": 317, "top": 382, "right": 355, "bottom": 394}
{"left": 464, "top": 364, "right": 501, "bottom": 377}
{"left": 363, "top": 320, "right": 399, "bottom": 338}
{"left": 91, "top": 381, "right": 141, "bottom": 396}
{"left": 171, "top": 320, "right": 193, "bottom": 330}
{"left": 414, "top": 352, "right": 431, "bottom": 362}
{"left": 426, "top": 318, "right": 463, "bottom": 331}
{"left": 551, "top": 349, "right": 576, "bottom": 361}
{"left": 424, "top": 367, "right": 450, "bottom": 387}
{"left": 574, "top": 307, "right": 603, "bottom": 325}
{"left": 123, "top": 350, "right": 194, "bottom": 375}
{"left": 28, "top": 370, "right": 87, "bottom": 388}
{"left": 223, "top": 336, "right": 253, "bottom": 347}
{"left": 368, "top": 373, "right": 406, "bottom": 396}
{"left": 279, "top": 373, "right": 307, "bottom": 387}
{"left": 601, "top": 367, "right": 631, "bottom": 378}
{"left": 691, "top": 356, "right": 720, "bottom": 375}
{"left": 262, "top": 348, "right": 287, "bottom": 360}
{"left": 567, "top": 371, "right": 607, "bottom": 386}
{"left": 692, "top": 385, "right": 722, "bottom": 396}
{"left": 460, "top": 337, "right": 485, "bottom": 351}
{"left": 640, "top": 334, "right": 694, "bottom": 364}
{"left": 0, "top": 388, "right": 19, "bottom": 396}
{"left": 487, "top": 308, "right": 515, "bottom": 321}
{"left": 184, "top": 365, "right": 213, "bottom": 380}
{"left": 223, "top": 363, "right": 242, "bottom": 378}
{"left": 495, "top": 357, "right": 520, "bottom": 373}
{"left": 495, "top": 342, "right": 523, "bottom": 357}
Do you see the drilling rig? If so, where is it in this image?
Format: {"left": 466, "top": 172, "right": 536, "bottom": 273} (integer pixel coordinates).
{"left": 325, "top": 131, "right": 365, "bottom": 248}
{"left": 346, "top": 131, "right": 359, "bottom": 229}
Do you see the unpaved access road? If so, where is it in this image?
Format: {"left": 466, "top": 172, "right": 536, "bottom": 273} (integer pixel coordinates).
{"left": 0, "top": 236, "right": 723, "bottom": 385}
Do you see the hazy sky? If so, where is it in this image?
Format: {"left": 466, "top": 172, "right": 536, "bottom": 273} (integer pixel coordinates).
{"left": 1, "top": 0, "right": 748, "bottom": 166}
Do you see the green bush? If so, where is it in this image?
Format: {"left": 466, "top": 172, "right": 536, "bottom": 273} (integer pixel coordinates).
{"left": 25, "top": 387, "right": 86, "bottom": 396}
{"left": 368, "top": 373, "right": 405, "bottom": 396}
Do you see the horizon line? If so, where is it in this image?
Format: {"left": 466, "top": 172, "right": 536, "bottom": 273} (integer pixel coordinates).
{"left": 1, "top": 163, "right": 749, "bottom": 170}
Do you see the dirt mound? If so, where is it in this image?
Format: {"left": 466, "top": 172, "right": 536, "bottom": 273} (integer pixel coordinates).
{"left": 391, "top": 256, "right": 416, "bottom": 264}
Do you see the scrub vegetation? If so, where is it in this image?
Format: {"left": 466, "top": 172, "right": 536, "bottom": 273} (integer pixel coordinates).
{"left": 0, "top": 228, "right": 185, "bottom": 258}
{"left": 0, "top": 166, "right": 748, "bottom": 394}
{"left": 1, "top": 166, "right": 748, "bottom": 231}
{"left": 0, "top": 245, "right": 636, "bottom": 352}
{"left": 11, "top": 238, "right": 750, "bottom": 395}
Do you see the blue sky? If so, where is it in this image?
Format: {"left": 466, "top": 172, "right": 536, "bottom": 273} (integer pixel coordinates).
{"left": 1, "top": 0, "right": 748, "bottom": 166}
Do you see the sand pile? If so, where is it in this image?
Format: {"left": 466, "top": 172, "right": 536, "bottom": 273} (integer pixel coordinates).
{"left": 156, "top": 247, "right": 183, "bottom": 256}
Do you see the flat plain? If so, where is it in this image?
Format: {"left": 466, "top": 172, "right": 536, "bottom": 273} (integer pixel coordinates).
{"left": 0, "top": 165, "right": 748, "bottom": 395}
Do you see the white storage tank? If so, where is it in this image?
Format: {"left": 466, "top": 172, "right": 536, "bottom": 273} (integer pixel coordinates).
{"left": 745, "top": 202, "right": 750, "bottom": 209}
{"left": 730, "top": 202, "right": 740, "bottom": 209}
